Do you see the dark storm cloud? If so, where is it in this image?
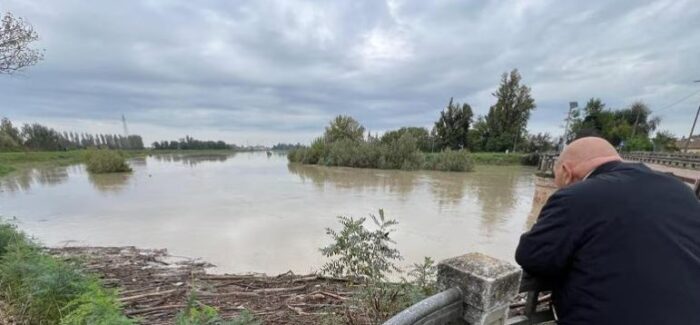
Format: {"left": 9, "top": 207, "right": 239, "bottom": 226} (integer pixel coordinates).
{"left": 1, "top": 0, "right": 699, "bottom": 144}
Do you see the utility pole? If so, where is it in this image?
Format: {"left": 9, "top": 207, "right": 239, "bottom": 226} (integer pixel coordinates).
{"left": 563, "top": 101, "right": 578, "bottom": 146}
{"left": 684, "top": 80, "right": 700, "bottom": 153}
{"left": 121, "top": 114, "right": 129, "bottom": 137}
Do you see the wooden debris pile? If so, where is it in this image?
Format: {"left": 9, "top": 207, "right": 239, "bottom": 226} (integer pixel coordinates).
{"left": 49, "top": 246, "right": 358, "bottom": 324}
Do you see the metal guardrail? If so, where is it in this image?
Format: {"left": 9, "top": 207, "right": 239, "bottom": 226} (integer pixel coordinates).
{"left": 622, "top": 151, "right": 700, "bottom": 170}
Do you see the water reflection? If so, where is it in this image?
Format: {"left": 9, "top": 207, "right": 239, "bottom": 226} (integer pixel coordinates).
{"left": 0, "top": 166, "right": 72, "bottom": 193}
{"left": 426, "top": 172, "right": 470, "bottom": 207}
{"left": 87, "top": 172, "right": 132, "bottom": 193}
{"left": 287, "top": 163, "right": 419, "bottom": 198}
{"left": 469, "top": 168, "right": 521, "bottom": 235}
{"left": 150, "top": 152, "right": 234, "bottom": 166}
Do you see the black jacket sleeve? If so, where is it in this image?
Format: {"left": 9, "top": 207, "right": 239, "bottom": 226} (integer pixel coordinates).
{"left": 515, "top": 190, "right": 581, "bottom": 277}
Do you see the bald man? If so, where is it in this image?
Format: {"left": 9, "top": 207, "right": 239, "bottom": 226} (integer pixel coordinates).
{"left": 516, "top": 137, "right": 700, "bottom": 325}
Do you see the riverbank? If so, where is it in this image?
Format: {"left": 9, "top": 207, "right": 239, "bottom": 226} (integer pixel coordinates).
{"left": 0, "top": 149, "right": 241, "bottom": 177}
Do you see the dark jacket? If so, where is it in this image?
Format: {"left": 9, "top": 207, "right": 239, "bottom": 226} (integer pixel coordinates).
{"left": 516, "top": 161, "right": 700, "bottom": 325}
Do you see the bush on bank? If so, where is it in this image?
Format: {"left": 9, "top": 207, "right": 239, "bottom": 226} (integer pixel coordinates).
{"left": 288, "top": 134, "right": 475, "bottom": 172}
{"left": 84, "top": 150, "right": 132, "bottom": 174}
{"left": 0, "top": 222, "right": 133, "bottom": 324}
{"left": 423, "top": 149, "right": 474, "bottom": 172}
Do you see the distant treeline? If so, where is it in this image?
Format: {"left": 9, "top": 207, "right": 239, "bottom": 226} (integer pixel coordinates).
{"left": 151, "top": 136, "right": 235, "bottom": 150}
{"left": 271, "top": 143, "right": 304, "bottom": 151}
{"left": 0, "top": 117, "right": 144, "bottom": 152}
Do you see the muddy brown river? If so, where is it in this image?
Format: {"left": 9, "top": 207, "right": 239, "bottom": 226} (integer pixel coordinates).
{"left": 0, "top": 152, "right": 538, "bottom": 274}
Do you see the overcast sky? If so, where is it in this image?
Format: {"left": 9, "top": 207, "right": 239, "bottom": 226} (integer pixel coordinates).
{"left": 2, "top": 0, "right": 699, "bottom": 146}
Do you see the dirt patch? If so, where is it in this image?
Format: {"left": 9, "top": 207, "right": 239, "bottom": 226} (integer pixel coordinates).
{"left": 49, "top": 246, "right": 361, "bottom": 325}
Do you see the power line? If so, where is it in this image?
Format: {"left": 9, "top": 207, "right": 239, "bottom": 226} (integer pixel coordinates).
{"left": 655, "top": 87, "right": 700, "bottom": 112}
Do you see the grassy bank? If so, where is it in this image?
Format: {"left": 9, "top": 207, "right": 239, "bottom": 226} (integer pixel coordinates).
{"left": 288, "top": 141, "right": 534, "bottom": 172}
{"left": 470, "top": 152, "right": 530, "bottom": 165}
{"left": 0, "top": 222, "right": 133, "bottom": 324}
{"left": 0, "top": 149, "right": 242, "bottom": 177}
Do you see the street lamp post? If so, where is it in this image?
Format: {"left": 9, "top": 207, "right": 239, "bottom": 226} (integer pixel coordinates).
{"left": 684, "top": 80, "right": 700, "bottom": 153}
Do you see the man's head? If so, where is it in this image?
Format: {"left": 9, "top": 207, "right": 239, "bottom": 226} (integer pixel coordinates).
{"left": 554, "top": 137, "right": 621, "bottom": 188}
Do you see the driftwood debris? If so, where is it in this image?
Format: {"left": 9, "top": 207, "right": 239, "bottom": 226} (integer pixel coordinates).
{"left": 48, "top": 246, "right": 355, "bottom": 324}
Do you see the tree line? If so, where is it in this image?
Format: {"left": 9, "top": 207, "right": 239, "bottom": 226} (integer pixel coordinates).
{"left": 407, "top": 69, "right": 676, "bottom": 154}
{"left": 292, "top": 68, "right": 678, "bottom": 173}
{"left": 151, "top": 136, "right": 235, "bottom": 150}
{"left": 567, "top": 98, "right": 677, "bottom": 151}
{"left": 0, "top": 117, "right": 144, "bottom": 151}
{"left": 389, "top": 69, "right": 549, "bottom": 154}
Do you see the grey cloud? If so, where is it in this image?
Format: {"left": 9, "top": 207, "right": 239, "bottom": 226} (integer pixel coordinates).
{"left": 1, "top": 0, "right": 699, "bottom": 145}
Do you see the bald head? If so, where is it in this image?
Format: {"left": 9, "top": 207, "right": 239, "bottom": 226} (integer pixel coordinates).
{"left": 554, "top": 137, "right": 622, "bottom": 188}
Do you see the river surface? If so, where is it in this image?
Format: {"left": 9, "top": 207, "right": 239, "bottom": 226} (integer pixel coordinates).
{"left": 0, "top": 152, "right": 537, "bottom": 274}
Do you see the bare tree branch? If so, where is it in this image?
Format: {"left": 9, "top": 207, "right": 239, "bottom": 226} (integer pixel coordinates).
{"left": 0, "top": 12, "right": 44, "bottom": 74}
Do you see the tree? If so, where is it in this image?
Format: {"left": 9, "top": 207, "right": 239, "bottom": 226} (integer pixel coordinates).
{"left": 483, "top": 69, "right": 536, "bottom": 152}
{"left": 0, "top": 117, "right": 22, "bottom": 150}
{"left": 380, "top": 127, "right": 432, "bottom": 152}
{"left": 324, "top": 115, "right": 365, "bottom": 143}
{"left": 522, "top": 132, "right": 554, "bottom": 153}
{"left": 21, "top": 123, "right": 62, "bottom": 150}
{"left": 1, "top": 12, "right": 43, "bottom": 74}
{"left": 467, "top": 116, "right": 489, "bottom": 152}
{"left": 652, "top": 130, "right": 679, "bottom": 152}
{"left": 433, "top": 98, "right": 473, "bottom": 150}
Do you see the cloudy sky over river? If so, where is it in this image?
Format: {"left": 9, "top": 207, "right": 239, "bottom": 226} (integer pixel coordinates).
{"left": 2, "top": 0, "right": 699, "bottom": 145}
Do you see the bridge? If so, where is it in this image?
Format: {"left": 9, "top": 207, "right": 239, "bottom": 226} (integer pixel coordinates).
{"left": 384, "top": 151, "right": 700, "bottom": 325}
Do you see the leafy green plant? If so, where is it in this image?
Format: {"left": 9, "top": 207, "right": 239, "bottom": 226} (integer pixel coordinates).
{"left": 318, "top": 212, "right": 443, "bottom": 324}
{"left": 353, "top": 281, "right": 428, "bottom": 323}
{"left": 175, "top": 293, "right": 260, "bottom": 325}
{"left": 406, "top": 257, "right": 437, "bottom": 296}
{"left": 0, "top": 220, "right": 132, "bottom": 324}
{"left": 84, "top": 149, "right": 132, "bottom": 173}
{"left": 60, "top": 282, "right": 133, "bottom": 325}
{"left": 320, "top": 209, "right": 402, "bottom": 281}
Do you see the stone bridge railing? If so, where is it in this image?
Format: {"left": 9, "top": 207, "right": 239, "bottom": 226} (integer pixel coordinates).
{"left": 383, "top": 253, "right": 554, "bottom": 325}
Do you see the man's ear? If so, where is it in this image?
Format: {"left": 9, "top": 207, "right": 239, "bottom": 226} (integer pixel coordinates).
{"left": 561, "top": 162, "right": 575, "bottom": 186}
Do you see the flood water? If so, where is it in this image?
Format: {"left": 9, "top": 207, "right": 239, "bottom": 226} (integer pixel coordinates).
{"left": 0, "top": 152, "right": 537, "bottom": 274}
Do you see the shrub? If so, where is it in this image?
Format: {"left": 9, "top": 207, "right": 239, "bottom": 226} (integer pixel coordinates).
{"left": 623, "top": 136, "right": 653, "bottom": 152}
{"left": 520, "top": 153, "right": 540, "bottom": 166}
{"left": 320, "top": 209, "right": 402, "bottom": 281}
{"left": 423, "top": 149, "right": 474, "bottom": 172}
{"left": 60, "top": 283, "right": 133, "bottom": 325}
{"left": 324, "top": 139, "right": 361, "bottom": 167}
{"left": 175, "top": 293, "right": 260, "bottom": 325}
{"left": 319, "top": 212, "right": 439, "bottom": 324}
{"left": 380, "top": 134, "right": 424, "bottom": 170}
{"left": 84, "top": 150, "right": 132, "bottom": 173}
{"left": 0, "top": 221, "right": 132, "bottom": 324}
{"left": 405, "top": 257, "right": 438, "bottom": 296}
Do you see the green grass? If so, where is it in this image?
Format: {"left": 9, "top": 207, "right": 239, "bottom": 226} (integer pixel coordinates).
{"left": 469, "top": 152, "right": 528, "bottom": 165}
{"left": 0, "top": 149, "right": 241, "bottom": 177}
{"left": 0, "top": 164, "right": 14, "bottom": 177}
{"left": 0, "top": 221, "right": 133, "bottom": 324}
